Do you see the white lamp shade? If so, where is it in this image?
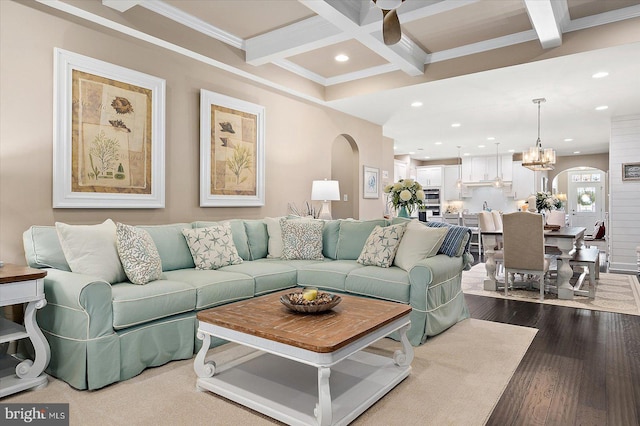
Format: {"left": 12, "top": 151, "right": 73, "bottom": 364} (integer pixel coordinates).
{"left": 311, "top": 180, "right": 340, "bottom": 201}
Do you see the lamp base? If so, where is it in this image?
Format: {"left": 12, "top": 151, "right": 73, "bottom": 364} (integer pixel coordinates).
{"left": 317, "top": 201, "right": 332, "bottom": 220}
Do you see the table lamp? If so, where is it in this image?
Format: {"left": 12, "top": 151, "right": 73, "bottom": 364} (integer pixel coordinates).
{"left": 311, "top": 179, "right": 340, "bottom": 220}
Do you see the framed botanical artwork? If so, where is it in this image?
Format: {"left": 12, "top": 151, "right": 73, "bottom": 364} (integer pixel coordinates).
{"left": 363, "top": 166, "right": 379, "bottom": 199}
{"left": 53, "top": 48, "right": 166, "bottom": 208}
{"left": 622, "top": 162, "right": 640, "bottom": 181}
{"left": 200, "top": 89, "right": 265, "bottom": 206}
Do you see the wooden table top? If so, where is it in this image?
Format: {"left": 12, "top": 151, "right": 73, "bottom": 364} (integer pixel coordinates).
{"left": 0, "top": 264, "right": 47, "bottom": 284}
{"left": 482, "top": 226, "right": 586, "bottom": 239}
{"left": 197, "top": 290, "right": 412, "bottom": 353}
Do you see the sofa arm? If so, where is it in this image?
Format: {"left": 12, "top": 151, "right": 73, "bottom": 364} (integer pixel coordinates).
{"left": 38, "top": 269, "right": 114, "bottom": 340}
{"left": 405, "top": 254, "right": 468, "bottom": 344}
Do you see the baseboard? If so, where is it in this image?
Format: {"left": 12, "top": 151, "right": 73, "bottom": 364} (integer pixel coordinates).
{"left": 608, "top": 262, "right": 638, "bottom": 274}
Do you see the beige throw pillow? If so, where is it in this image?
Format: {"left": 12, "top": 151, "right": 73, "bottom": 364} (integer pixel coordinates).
{"left": 265, "top": 216, "right": 284, "bottom": 258}
{"left": 394, "top": 220, "right": 448, "bottom": 271}
{"left": 55, "top": 219, "right": 127, "bottom": 283}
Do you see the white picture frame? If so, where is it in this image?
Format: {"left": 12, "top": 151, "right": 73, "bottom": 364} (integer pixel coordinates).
{"left": 199, "top": 89, "right": 265, "bottom": 207}
{"left": 363, "top": 166, "right": 380, "bottom": 199}
{"left": 53, "top": 48, "right": 166, "bottom": 208}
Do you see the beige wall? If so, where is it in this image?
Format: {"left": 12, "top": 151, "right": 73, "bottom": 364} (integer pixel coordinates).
{"left": 0, "top": 1, "right": 387, "bottom": 265}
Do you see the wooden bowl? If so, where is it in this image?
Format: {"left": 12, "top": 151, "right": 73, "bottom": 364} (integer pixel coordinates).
{"left": 280, "top": 292, "right": 342, "bottom": 313}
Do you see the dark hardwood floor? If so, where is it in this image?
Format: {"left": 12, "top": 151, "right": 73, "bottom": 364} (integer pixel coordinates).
{"left": 466, "top": 294, "right": 640, "bottom": 426}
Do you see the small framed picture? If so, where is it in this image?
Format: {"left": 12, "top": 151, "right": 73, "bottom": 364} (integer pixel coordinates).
{"left": 363, "top": 166, "right": 379, "bottom": 199}
{"left": 622, "top": 163, "right": 640, "bottom": 181}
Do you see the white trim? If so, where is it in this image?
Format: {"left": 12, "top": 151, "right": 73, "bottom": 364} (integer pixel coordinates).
{"left": 117, "top": 315, "right": 195, "bottom": 337}
{"left": 42, "top": 329, "right": 114, "bottom": 343}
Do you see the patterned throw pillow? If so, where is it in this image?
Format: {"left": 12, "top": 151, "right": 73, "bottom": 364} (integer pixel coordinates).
{"left": 426, "top": 222, "right": 472, "bottom": 257}
{"left": 116, "top": 223, "right": 163, "bottom": 285}
{"left": 357, "top": 223, "right": 407, "bottom": 268}
{"left": 280, "top": 218, "right": 324, "bottom": 260}
{"left": 182, "top": 223, "right": 243, "bottom": 270}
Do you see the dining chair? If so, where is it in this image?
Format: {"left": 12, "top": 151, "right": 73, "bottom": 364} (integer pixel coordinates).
{"left": 443, "top": 212, "right": 461, "bottom": 226}
{"left": 546, "top": 210, "right": 566, "bottom": 227}
{"left": 502, "top": 212, "right": 551, "bottom": 300}
{"left": 462, "top": 213, "right": 481, "bottom": 256}
{"left": 491, "top": 210, "right": 503, "bottom": 231}
{"left": 478, "top": 211, "right": 503, "bottom": 275}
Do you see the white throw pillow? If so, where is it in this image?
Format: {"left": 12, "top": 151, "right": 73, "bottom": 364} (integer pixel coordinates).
{"left": 265, "top": 216, "right": 284, "bottom": 258}
{"left": 182, "top": 223, "right": 243, "bottom": 270}
{"left": 394, "top": 221, "right": 448, "bottom": 271}
{"left": 55, "top": 219, "right": 127, "bottom": 283}
{"left": 357, "top": 223, "right": 406, "bottom": 268}
{"left": 116, "top": 223, "right": 163, "bottom": 285}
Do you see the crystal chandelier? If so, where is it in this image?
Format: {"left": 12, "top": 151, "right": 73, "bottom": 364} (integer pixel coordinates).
{"left": 522, "top": 98, "right": 556, "bottom": 171}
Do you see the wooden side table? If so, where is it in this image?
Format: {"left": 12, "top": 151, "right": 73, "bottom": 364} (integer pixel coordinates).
{"left": 0, "top": 264, "right": 50, "bottom": 397}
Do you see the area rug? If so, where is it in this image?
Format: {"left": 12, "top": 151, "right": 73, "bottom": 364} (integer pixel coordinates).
{"left": 463, "top": 263, "right": 640, "bottom": 316}
{"left": 3, "top": 319, "right": 536, "bottom": 426}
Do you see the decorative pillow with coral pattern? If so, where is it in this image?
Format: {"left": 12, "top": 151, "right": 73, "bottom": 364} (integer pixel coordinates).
{"left": 116, "top": 223, "right": 163, "bottom": 285}
{"left": 280, "top": 218, "right": 324, "bottom": 260}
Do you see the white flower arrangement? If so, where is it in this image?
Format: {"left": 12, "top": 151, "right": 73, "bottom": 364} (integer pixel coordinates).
{"left": 383, "top": 179, "right": 425, "bottom": 215}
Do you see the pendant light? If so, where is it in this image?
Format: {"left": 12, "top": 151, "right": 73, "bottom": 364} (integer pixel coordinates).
{"left": 455, "top": 146, "right": 463, "bottom": 190}
{"left": 493, "top": 142, "right": 503, "bottom": 188}
{"left": 522, "top": 98, "right": 556, "bottom": 171}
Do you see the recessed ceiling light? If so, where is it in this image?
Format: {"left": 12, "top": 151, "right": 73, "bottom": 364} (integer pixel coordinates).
{"left": 508, "top": 149, "right": 515, "bottom": 153}
{"left": 409, "top": 151, "right": 415, "bottom": 155}
{"left": 411, "top": 101, "right": 423, "bottom": 107}
{"left": 592, "top": 71, "right": 609, "bottom": 79}
{"left": 487, "top": 137, "right": 495, "bottom": 141}
{"left": 595, "top": 105, "right": 608, "bottom": 111}
{"left": 434, "top": 141, "right": 442, "bottom": 145}
{"left": 463, "top": 153, "right": 470, "bottom": 156}
{"left": 334, "top": 54, "right": 349, "bottom": 62}
{"left": 564, "top": 138, "right": 573, "bottom": 142}
{"left": 478, "top": 145, "right": 485, "bottom": 148}
{"left": 574, "top": 151, "right": 581, "bottom": 154}
{"left": 451, "top": 123, "right": 461, "bottom": 128}
{"left": 423, "top": 156, "right": 430, "bottom": 159}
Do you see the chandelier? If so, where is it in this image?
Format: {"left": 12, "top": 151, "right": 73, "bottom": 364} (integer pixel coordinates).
{"left": 522, "top": 98, "right": 556, "bottom": 171}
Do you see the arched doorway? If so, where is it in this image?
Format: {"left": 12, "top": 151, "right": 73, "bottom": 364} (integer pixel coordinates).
{"left": 552, "top": 167, "right": 607, "bottom": 228}
{"left": 331, "top": 135, "right": 359, "bottom": 219}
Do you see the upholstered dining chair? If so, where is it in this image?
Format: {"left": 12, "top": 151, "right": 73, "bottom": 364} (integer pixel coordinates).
{"left": 491, "top": 210, "right": 503, "bottom": 231}
{"left": 502, "top": 212, "right": 551, "bottom": 300}
{"left": 546, "top": 210, "right": 566, "bottom": 227}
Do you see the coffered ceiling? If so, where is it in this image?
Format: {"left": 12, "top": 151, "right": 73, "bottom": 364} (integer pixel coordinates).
{"left": 37, "top": 0, "right": 640, "bottom": 160}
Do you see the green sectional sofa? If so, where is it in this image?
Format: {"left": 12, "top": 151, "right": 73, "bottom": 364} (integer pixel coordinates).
{"left": 23, "top": 217, "right": 472, "bottom": 390}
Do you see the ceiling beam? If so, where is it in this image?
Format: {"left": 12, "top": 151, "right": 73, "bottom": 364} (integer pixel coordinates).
{"left": 101, "top": 0, "right": 140, "bottom": 13}
{"left": 524, "top": 0, "right": 563, "bottom": 49}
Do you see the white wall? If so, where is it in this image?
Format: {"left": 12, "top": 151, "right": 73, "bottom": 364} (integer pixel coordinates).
{"left": 455, "top": 187, "right": 520, "bottom": 214}
{"left": 609, "top": 115, "right": 640, "bottom": 273}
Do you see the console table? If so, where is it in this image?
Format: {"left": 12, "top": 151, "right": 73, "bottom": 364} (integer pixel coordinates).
{"left": 0, "top": 264, "right": 50, "bottom": 397}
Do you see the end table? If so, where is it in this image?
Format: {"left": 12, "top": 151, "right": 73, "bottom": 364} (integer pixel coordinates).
{"left": 0, "top": 264, "right": 50, "bottom": 397}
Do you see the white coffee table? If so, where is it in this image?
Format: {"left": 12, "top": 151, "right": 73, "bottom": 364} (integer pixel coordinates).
{"left": 194, "top": 290, "right": 413, "bottom": 426}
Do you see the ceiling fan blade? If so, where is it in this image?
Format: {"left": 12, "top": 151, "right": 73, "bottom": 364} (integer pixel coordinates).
{"left": 382, "top": 8, "right": 401, "bottom": 45}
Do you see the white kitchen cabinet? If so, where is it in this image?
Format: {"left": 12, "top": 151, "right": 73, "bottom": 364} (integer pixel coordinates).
{"left": 394, "top": 160, "right": 408, "bottom": 183}
{"left": 462, "top": 155, "right": 513, "bottom": 182}
{"left": 508, "top": 161, "right": 536, "bottom": 199}
{"left": 416, "top": 166, "right": 442, "bottom": 187}
{"left": 443, "top": 165, "right": 461, "bottom": 201}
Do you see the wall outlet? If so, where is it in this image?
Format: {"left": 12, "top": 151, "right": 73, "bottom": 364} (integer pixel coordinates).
{"left": 343, "top": 194, "right": 348, "bottom": 202}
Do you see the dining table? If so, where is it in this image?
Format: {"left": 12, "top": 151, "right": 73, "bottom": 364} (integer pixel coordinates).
{"left": 481, "top": 226, "right": 587, "bottom": 300}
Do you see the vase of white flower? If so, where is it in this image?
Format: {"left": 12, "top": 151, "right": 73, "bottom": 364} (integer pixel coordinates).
{"left": 534, "top": 191, "right": 563, "bottom": 213}
{"left": 383, "top": 179, "right": 425, "bottom": 217}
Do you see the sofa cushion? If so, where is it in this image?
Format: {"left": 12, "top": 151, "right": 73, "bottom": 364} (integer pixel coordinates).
{"left": 219, "top": 262, "right": 297, "bottom": 295}
{"left": 297, "top": 260, "right": 363, "bottom": 292}
{"left": 137, "top": 223, "right": 195, "bottom": 271}
{"left": 394, "top": 221, "right": 448, "bottom": 271}
{"left": 322, "top": 220, "right": 341, "bottom": 259}
{"left": 116, "top": 223, "right": 163, "bottom": 285}
{"left": 265, "top": 216, "right": 284, "bottom": 258}
{"left": 425, "top": 222, "right": 472, "bottom": 257}
{"left": 335, "top": 219, "right": 387, "bottom": 260}
{"left": 244, "top": 220, "right": 269, "bottom": 260}
{"left": 280, "top": 218, "right": 324, "bottom": 260}
{"left": 193, "top": 220, "right": 251, "bottom": 261}
{"left": 163, "top": 269, "right": 255, "bottom": 310}
{"left": 345, "top": 266, "right": 411, "bottom": 304}
{"left": 111, "top": 279, "right": 196, "bottom": 329}
{"left": 55, "top": 219, "right": 127, "bottom": 284}
{"left": 182, "top": 224, "right": 243, "bottom": 270}
{"left": 23, "top": 225, "right": 71, "bottom": 271}
{"left": 357, "top": 224, "right": 406, "bottom": 268}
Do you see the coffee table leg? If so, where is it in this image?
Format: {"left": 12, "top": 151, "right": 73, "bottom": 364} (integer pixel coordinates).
{"left": 194, "top": 331, "right": 216, "bottom": 384}
{"left": 393, "top": 324, "right": 414, "bottom": 367}
{"left": 315, "top": 367, "right": 332, "bottom": 426}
